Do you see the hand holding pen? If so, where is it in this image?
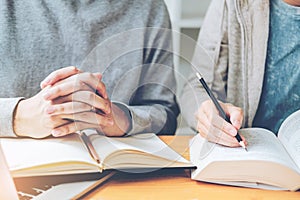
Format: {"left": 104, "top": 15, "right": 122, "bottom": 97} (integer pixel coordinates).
{"left": 195, "top": 73, "right": 247, "bottom": 150}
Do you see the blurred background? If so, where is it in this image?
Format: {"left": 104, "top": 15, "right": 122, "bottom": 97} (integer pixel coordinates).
{"left": 164, "top": 0, "right": 211, "bottom": 134}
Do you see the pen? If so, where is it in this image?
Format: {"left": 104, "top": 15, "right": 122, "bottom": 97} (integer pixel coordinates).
{"left": 196, "top": 72, "right": 247, "bottom": 151}
{"left": 79, "top": 131, "right": 101, "bottom": 164}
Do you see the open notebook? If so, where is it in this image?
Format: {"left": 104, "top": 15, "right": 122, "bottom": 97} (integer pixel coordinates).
{"left": 0, "top": 142, "right": 113, "bottom": 200}
{"left": 1, "top": 132, "right": 193, "bottom": 177}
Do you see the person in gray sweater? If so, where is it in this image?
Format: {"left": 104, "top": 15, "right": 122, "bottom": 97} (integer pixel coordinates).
{"left": 0, "top": 0, "right": 179, "bottom": 138}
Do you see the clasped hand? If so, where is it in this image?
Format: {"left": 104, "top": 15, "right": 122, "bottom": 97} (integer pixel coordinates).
{"left": 14, "top": 66, "right": 129, "bottom": 138}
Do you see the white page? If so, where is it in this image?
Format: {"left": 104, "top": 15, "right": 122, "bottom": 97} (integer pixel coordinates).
{"left": 278, "top": 110, "right": 300, "bottom": 169}
{"left": 0, "top": 134, "right": 94, "bottom": 171}
{"left": 190, "top": 128, "right": 299, "bottom": 173}
{"left": 89, "top": 132, "right": 190, "bottom": 166}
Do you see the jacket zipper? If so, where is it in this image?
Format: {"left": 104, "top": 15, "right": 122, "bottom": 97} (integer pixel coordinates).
{"left": 234, "top": 0, "right": 249, "bottom": 127}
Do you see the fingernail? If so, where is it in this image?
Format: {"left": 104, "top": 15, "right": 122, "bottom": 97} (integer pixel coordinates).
{"left": 52, "top": 130, "right": 62, "bottom": 137}
{"left": 229, "top": 129, "right": 237, "bottom": 136}
{"left": 46, "top": 106, "right": 55, "bottom": 114}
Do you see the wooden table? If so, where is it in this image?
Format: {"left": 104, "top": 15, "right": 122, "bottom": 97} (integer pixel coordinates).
{"left": 85, "top": 135, "right": 300, "bottom": 200}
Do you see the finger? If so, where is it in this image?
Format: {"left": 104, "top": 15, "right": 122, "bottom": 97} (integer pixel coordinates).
{"left": 51, "top": 113, "right": 114, "bottom": 137}
{"left": 200, "top": 99, "right": 219, "bottom": 115}
{"left": 196, "top": 107, "right": 240, "bottom": 146}
{"left": 197, "top": 121, "right": 240, "bottom": 147}
{"left": 196, "top": 120, "right": 211, "bottom": 139}
{"left": 240, "top": 134, "right": 248, "bottom": 146}
{"left": 47, "top": 72, "right": 107, "bottom": 99}
{"left": 43, "top": 79, "right": 92, "bottom": 100}
{"left": 214, "top": 132, "right": 241, "bottom": 147}
{"left": 41, "top": 114, "right": 70, "bottom": 129}
{"left": 210, "top": 126, "right": 240, "bottom": 147}
{"left": 60, "top": 111, "right": 114, "bottom": 126}
{"left": 200, "top": 100, "right": 239, "bottom": 137}
{"left": 224, "top": 103, "right": 244, "bottom": 130}
{"left": 75, "top": 72, "right": 107, "bottom": 99}
{"left": 195, "top": 103, "right": 214, "bottom": 138}
{"left": 51, "top": 121, "right": 99, "bottom": 137}
{"left": 196, "top": 104, "right": 237, "bottom": 140}
{"left": 45, "top": 102, "right": 94, "bottom": 115}
{"left": 196, "top": 112, "right": 222, "bottom": 142}
{"left": 52, "top": 91, "right": 111, "bottom": 114}
{"left": 202, "top": 104, "right": 238, "bottom": 137}
{"left": 40, "top": 66, "right": 82, "bottom": 89}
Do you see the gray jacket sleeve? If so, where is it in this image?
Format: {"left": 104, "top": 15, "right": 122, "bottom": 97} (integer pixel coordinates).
{"left": 0, "top": 98, "right": 24, "bottom": 137}
{"left": 179, "top": 0, "right": 228, "bottom": 130}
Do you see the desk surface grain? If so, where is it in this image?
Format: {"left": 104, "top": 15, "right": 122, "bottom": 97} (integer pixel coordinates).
{"left": 85, "top": 135, "right": 300, "bottom": 200}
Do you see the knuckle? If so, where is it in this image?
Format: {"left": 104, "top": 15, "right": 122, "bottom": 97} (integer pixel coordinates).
{"left": 43, "top": 117, "right": 56, "bottom": 129}
{"left": 70, "top": 66, "right": 78, "bottom": 72}
{"left": 236, "top": 107, "right": 243, "bottom": 115}
{"left": 78, "top": 80, "right": 86, "bottom": 88}
{"left": 88, "top": 92, "right": 95, "bottom": 101}
{"left": 61, "top": 125, "right": 71, "bottom": 135}
{"left": 200, "top": 101, "right": 208, "bottom": 108}
{"left": 104, "top": 101, "right": 111, "bottom": 112}
{"left": 84, "top": 72, "right": 93, "bottom": 79}
{"left": 58, "top": 105, "right": 65, "bottom": 112}
{"left": 54, "top": 86, "right": 61, "bottom": 94}
{"left": 84, "top": 104, "right": 91, "bottom": 111}
{"left": 48, "top": 115, "right": 55, "bottom": 122}
{"left": 207, "top": 113, "right": 214, "bottom": 123}
{"left": 73, "top": 121, "right": 81, "bottom": 131}
{"left": 101, "top": 84, "right": 106, "bottom": 91}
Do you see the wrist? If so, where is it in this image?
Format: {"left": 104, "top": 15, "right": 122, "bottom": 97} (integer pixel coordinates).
{"left": 112, "top": 103, "right": 131, "bottom": 134}
{"left": 101, "top": 103, "right": 132, "bottom": 136}
{"left": 13, "top": 98, "right": 41, "bottom": 137}
{"left": 13, "top": 99, "right": 28, "bottom": 137}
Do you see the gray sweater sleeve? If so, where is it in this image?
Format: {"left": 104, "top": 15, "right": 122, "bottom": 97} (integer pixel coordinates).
{"left": 0, "top": 98, "right": 24, "bottom": 137}
{"left": 114, "top": 2, "right": 179, "bottom": 135}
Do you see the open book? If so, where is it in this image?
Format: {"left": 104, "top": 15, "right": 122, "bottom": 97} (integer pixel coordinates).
{"left": 0, "top": 131, "right": 193, "bottom": 177}
{"left": 190, "top": 110, "right": 300, "bottom": 191}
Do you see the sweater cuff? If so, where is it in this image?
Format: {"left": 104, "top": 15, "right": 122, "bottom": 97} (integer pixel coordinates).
{"left": 0, "top": 97, "right": 24, "bottom": 137}
{"left": 112, "top": 101, "right": 167, "bottom": 136}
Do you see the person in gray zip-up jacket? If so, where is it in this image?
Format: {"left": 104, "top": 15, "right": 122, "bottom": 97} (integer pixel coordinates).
{"left": 0, "top": 0, "right": 179, "bottom": 138}
{"left": 180, "top": 0, "right": 300, "bottom": 147}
